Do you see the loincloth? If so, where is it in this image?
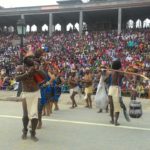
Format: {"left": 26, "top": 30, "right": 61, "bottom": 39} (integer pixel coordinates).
{"left": 108, "top": 86, "right": 121, "bottom": 112}
{"left": 85, "top": 86, "right": 93, "bottom": 95}
{"left": 70, "top": 86, "right": 79, "bottom": 95}
{"left": 21, "top": 90, "right": 40, "bottom": 119}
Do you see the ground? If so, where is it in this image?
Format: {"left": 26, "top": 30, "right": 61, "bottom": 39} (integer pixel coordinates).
{"left": 0, "top": 92, "right": 150, "bottom": 150}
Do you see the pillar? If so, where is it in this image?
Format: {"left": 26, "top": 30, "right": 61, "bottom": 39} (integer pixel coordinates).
{"left": 61, "top": 23, "right": 66, "bottom": 32}
{"left": 118, "top": 8, "right": 122, "bottom": 34}
{"left": 21, "top": 14, "right": 25, "bottom": 19}
{"left": 49, "top": 13, "right": 53, "bottom": 36}
{"left": 37, "top": 25, "right": 42, "bottom": 33}
{"left": 79, "top": 11, "right": 83, "bottom": 35}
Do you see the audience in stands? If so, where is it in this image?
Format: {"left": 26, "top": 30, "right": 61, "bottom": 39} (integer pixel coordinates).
{"left": 0, "top": 30, "right": 150, "bottom": 98}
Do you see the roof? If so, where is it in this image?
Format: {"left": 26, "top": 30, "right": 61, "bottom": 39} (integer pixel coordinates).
{"left": 0, "top": 6, "right": 4, "bottom": 9}
{"left": 0, "top": 0, "right": 150, "bottom": 16}
{"left": 57, "top": 0, "right": 81, "bottom": 3}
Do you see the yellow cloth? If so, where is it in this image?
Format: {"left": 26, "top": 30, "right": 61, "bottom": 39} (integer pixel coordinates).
{"left": 21, "top": 90, "right": 40, "bottom": 119}
{"left": 136, "top": 85, "right": 144, "bottom": 94}
{"left": 85, "top": 86, "right": 93, "bottom": 95}
{"left": 108, "top": 86, "right": 121, "bottom": 113}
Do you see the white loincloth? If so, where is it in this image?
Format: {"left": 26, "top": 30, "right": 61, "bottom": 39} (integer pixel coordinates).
{"left": 21, "top": 90, "right": 40, "bottom": 119}
{"left": 108, "top": 86, "right": 121, "bottom": 113}
{"left": 70, "top": 86, "right": 79, "bottom": 96}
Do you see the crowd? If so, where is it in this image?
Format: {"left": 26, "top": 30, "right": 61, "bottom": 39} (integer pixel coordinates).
{"left": 0, "top": 29, "right": 150, "bottom": 98}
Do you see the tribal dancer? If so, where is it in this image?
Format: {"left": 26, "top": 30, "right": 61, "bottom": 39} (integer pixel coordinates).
{"left": 16, "top": 56, "right": 45, "bottom": 141}
{"left": 108, "top": 59, "right": 122, "bottom": 126}
{"left": 68, "top": 70, "right": 79, "bottom": 109}
{"left": 35, "top": 62, "right": 50, "bottom": 129}
{"left": 83, "top": 68, "right": 93, "bottom": 108}
{"left": 53, "top": 69, "right": 64, "bottom": 111}
{"left": 47, "top": 68, "right": 56, "bottom": 113}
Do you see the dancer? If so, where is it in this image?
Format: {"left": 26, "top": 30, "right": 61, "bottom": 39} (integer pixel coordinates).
{"left": 68, "top": 70, "right": 79, "bottom": 108}
{"left": 16, "top": 56, "right": 45, "bottom": 141}
{"left": 53, "top": 69, "right": 64, "bottom": 111}
{"left": 108, "top": 59, "right": 122, "bottom": 126}
{"left": 47, "top": 68, "right": 56, "bottom": 113}
{"left": 36, "top": 62, "right": 51, "bottom": 129}
{"left": 83, "top": 68, "right": 93, "bottom": 108}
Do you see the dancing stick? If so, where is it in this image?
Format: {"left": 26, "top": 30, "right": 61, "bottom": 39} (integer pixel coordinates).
{"left": 102, "top": 68, "right": 150, "bottom": 80}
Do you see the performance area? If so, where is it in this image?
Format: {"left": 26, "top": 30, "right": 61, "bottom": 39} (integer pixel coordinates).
{"left": 0, "top": 97, "right": 150, "bottom": 150}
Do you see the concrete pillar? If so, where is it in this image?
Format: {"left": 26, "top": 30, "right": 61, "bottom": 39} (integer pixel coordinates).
{"left": 14, "top": 25, "right": 17, "bottom": 33}
{"left": 61, "top": 23, "right": 66, "bottom": 32}
{"left": 29, "top": 25, "right": 31, "bottom": 32}
{"left": 49, "top": 13, "right": 53, "bottom": 36}
{"left": 37, "top": 25, "right": 42, "bottom": 33}
{"left": 21, "top": 14, "right": 25, "bottom": 19}
{"left": 118, "top": 8, "right": 122, "bottom": 34}
{"left": 0, "top": 26, "right": 2, "bottom": 33}
{"left": 79, "top": 11, "right": 83, "bottom": 35}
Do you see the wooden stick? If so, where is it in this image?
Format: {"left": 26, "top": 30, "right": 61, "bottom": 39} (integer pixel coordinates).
{"left": 102, "top": 68, "right": 150, "bottom": 80}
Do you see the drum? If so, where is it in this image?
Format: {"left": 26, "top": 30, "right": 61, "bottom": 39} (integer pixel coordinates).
{"left": 129, "top": 100, "right": 142, "bottom": 118}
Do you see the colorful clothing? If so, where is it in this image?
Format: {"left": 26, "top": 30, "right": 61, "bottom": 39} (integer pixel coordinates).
{"left": 53, "top": 77, "right": 62, "bottom": 102}
{"left": 39, "top": 71, "right": 51, "bottom": 112}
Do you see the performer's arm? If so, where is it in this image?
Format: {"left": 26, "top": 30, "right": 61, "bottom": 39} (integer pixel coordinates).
{"left": 15, "top": 67, "right": 34, "bottom": 81}
{"left": 15, "top": 72, "right": 30, "bottom": 81}
{"left": 48, "top": 72, "right": 55, "bottom": 85}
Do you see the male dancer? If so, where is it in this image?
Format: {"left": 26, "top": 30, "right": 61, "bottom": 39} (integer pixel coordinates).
{"left": 53, "top": 69, "right": 64, "bottom": 111}
{"left": 108, "top": 59, "right": 122, "bottom": 126}
{"left": 83, "top": 68, "right": 93, "bottom": 108}
{"left": 68, "top": 70, "right": 79, "bottom": 108}
{"left": 16, "top": 56, "right": 45, "bottom": 141}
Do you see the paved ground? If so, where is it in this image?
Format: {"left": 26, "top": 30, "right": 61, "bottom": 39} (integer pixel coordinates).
{"left": 0, "top": 94, "right": 150, "bottom": 150}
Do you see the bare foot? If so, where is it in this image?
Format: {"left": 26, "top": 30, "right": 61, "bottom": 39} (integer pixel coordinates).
{"left": 70, "top": 106, "right": 75, "bottom": 109}
{"left": 115, "top": 122, "right": 120, "bottom": 126}
{"left": 37, "top": 122, "right": 42, "bottom": 129}
{"left": 97, "top": 109, "right": 102, "bottom": 113}
{"left": 110, "top": 120, "right": 114, "bottom": 124}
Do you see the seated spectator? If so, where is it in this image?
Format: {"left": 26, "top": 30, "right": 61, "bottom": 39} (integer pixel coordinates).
{"left": 136, "top": 83, "right": 145, "bottom": 98}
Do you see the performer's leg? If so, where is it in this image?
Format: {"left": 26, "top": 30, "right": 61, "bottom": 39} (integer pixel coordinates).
{"left": 70, "top": 92, "right": 77, "bottom": 108}
{"left": 37, "top": 111, "right": 42, "bottom": 129}
{"left": 109, "top": 96, "right": 114, "bottom": 124}
{"left": 22, "top": 99, "right": 29, "bottom": 139}
{"left": 37, "top": 99, "right": 43, "bottom": 129}
{"left": 97, "top": 109, "right": 102, "bottom": 113}
{"left": 17, "top": 82, "right": 22, "bottom": 97}
{"left": 70, "top": 93, "right": 74, "bottom": 108}
{"left": 42, "top": 105, "right": 46, "bottom": 116}
{"left": 115, "top": 112, "right": 120, "bottom": 126}
{"left": 30, "top": 118, "right": 39, "bottom": 142}
{"left": 85, "top": 98, "right": 89, "bottom": 107}
{"left": 54, "top": 101, "right": 59, "bottom": 110}
{"left": 106, "top": 105, "right": 109, "bottom": 113}
{"left": 88, "top": 94, "right": 92, "bottom": 108}
{"left": 73, "top": 92, "right": 77, "bottom": 107}
{"left": 49, "top": 101, "right": 53, "bottom": 114}
{"left": 45, "top": 103, "right": 51, "bottom": 116}
{"left": 84, "top": 90, "right": 89, "bottom": 107}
